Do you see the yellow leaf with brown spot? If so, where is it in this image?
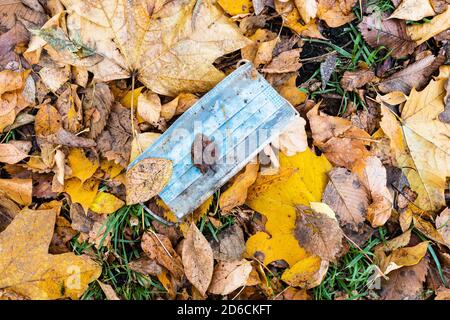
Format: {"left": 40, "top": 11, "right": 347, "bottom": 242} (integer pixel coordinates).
{"left": 67, "top": 148, "right": 99, "bottom": 182}
{"left": 245, "top": 148, "right": 332, "bottom": 269}
{"left": 0, "top": 207, "right": 101, "bottom": 299}
{"left": 217, "top": 0, "right": 253, "bottom": 15}
{"left": 64, "top": 177, "right": 99, "bottom": 213}
{"left": 89, "top": 192, "right": 125, "bottom": 214}
{"left": 100, "top": 159, "right": 124, "bottom": 179}
{"left": 281, "top": 255, "right": 329, "bottom": 289}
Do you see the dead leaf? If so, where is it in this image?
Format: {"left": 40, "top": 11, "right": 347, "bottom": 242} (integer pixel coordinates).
{"left": 281, "top": 255, "right": 329, "bottom": 289}
{"left": 436, "top": 208, "right": 450, "bottom": 248}
{"left": 126, "top": 158, "right": 172, "bottom": 205}
{"left": 435, "top": 286, "right": 450, "bottom": 300}
{"left": 271, "top": 116, "right": 308, "bottom": 156}
{"left": 322, "top": 167, "right": 369, "bottom": 231}
{"left": 358, "top": 13, "right": 416, "bottom": 58}
{"left": 89, "top": 192, "right": 125, "bottom": 215}
{"left": 294, "top": 203, "right": 344, "bottom": 262}
{"left": 0, "top": 207, "right": 101, "bottom": 299}
{"left": 378, "top": 241, "right": 429, "bottom": 275}
{"left": 218, "top": 0, "right": 253, "bottom": 15}
{"left": 295, "top": 0, "right": 318, "bottom": 23}
{"left": 208, "top": 259, "right": 252, "bottom": 295}
{"left": 0, "top": 141, "right": 31, "bottom": 164}
{"left": 219, "top": 162, "right": 259, "bottom": 212}
{"left": 320, "top": 54, "right": 337, "bottom": 89}
{"left": 64, "top": 177, "right": 99, "bottom": 213}
{"left": 210, "top": 224, "right": 246, "bottom": 262}
{"left": 341, "top": 69, "right": 375, "bottom": 91}
{"left": 0, "top": 178, "right": 32, "bottom": 206}
{"left": 182, "top": 224, "right": 214, "bottom": 296}
{"left": 128, "top": 257, "right": 162, "bottom": 276}
{"left": 378, "top": 53, "right": 445, "bottom": 94}
{"left": 82, "top": 83, "right": 113, "bottom": 139}
{"left": 141, "top": 231, "right": 184, "bottom": 280}
{"left": 407, "top": 5, "right": 450, "bottom": 44}
{"left": 261, "top": 48, "right": 302, "bottom": 73}
{"left": 137, "top": 91, "right": 161, "bottom": 126}
{"left": 389, "top": 0, "right": 436, "bottom": 21}
{"left": 56, "top": 84, "right": 83, "bottom": 133}
{"left": 67, "top": 148, "right": 99, "bottom": 182}
{"left": 98, "top": 281, "right": 120, "bottom": 300}
{"left": 317, "top": 0, "right": 357, "bottom": 27}
{"left": 50, "top": 0, "right": 251, "bottom": 96}
{"left": 413, "top": 213, "right": 446, "bottom": 246}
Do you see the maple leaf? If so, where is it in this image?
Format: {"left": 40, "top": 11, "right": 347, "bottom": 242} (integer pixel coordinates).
{"left": 42, "top": 0, "right": 252, "bottom": 96}
{"left": 0, "top": 207, "right": 101, "bottom": 299}
{"left": 380, "top": 73, "right": 450, "bottom": 211}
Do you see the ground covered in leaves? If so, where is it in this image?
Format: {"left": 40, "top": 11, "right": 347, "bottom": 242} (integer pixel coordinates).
{"left": 0, "top": 0, "right": 449, "bottom": 300}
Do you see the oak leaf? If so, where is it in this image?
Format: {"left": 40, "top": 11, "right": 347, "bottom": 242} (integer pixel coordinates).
{"left": 0, "top": 207, "right": 101, "bottom": 299}
{"left": 182, "top": 224, "right": 214, "bottom": 296}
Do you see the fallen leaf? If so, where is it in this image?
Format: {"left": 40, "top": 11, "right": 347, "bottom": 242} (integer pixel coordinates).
{"left": 210, "top": 224, "right": 246, "bottom": 262}
{"left": 407, "top": 5, "right": 450, "bottom": 44}
{"left": 435, "top": 286, "right": 450, "bottom": 300}
{"left": 322, "top": 167, "right": 369, "bottom": 231}
{"left": 358, "top": 13, "right": 416, "bottom": 58}
{"left": 379, "top": 241, "right": 429, "bottom": 275}
{"left": 219, "top": 162, "right": 259, "bottom": 212}
{"left": 56, "top": 84, "right": 83, "bottom": 134}
{"left": 126, "top": 158, "right": 172, "bottom": 205}
{"left": 0, "top": 207, "right": 101, "bottom": 299}
{"left": 295, "top": 0, "right": 318, "bottom": 23}
{"left": 182, "top": 224, "right": 214, "bottom": 296}
{"left": 82, "top": 83, "right": 113, "bottom": 139}
{"left": 320, "top": 54, "right": 337, "bottom": 89}
{"left": 137, "top": 91, "right": 161, "bottom": 126}
{"left": 294, "top": 203, "right": 343, "bottom": 262}
{"left": 271, "top": 116, "right": 308, "bottom": 156}
{"left": 436, "top": 208, "right": 450, "bottom": 248}
{"left": 64, "top": 177, "right": 99, "bottom": 213}
{"left": 380, "top": 257, "right": 429, "bottom": 300}
{"left": 261, "top": 48, "right": 302, "bottom": 73}
{"left": 208, "top": 259, "right": 252, "bottom": 295}
{"left": 413, "top": 213, "right": 446, "bottom": 246}
{"left": 317, "top": 0, "right": 357, "bottom": 27}
{"left": 281, "top": 255, "right": 329, "bottom": 289}
{"left": 275, "top": 74, "right": 307, "bottom": 107}
{"left": 89, "top": 192, "right": 125, "bottom": 215}
{"left": 128, "top": 257, "right": 162, "bottom": 276}
{"left": 0, "top": 141, "right": 31, "bottom": 164}
{"left": 307, "top": 103, "right": 372, "bottom": 169}
{"left": 245, "top": 148, "right": 332, "bottom": 269}
{"left": 98, "top": 281, "right": 120, "bottom": 300}
{"left": 56, "top": 0, "right": 251, "bottom": 96}
{"left": 218, "top": 0, "right": 253, "bottom": 15}
{"left": 141, "top": 231, "right": 184, "bottom": 280}
{"left": 389, "top": 0, "right": 436, "bottom": 21}
{"left": 341, "top": 69, "right": 375, "bottom": 91}
{"left": 67, "top": 148, "right": 99, "bottom": 182}
{"left": 0, "top": 178, "right": 32, "bottom": 206}
{"left": 380, "top": 75, "right": 449, "bottom": 211}
{"left": 378, "top": 53, "right": 445, "bottom": 94}
{"left": 129, "top": 132, "right": 161, "bottom": 163}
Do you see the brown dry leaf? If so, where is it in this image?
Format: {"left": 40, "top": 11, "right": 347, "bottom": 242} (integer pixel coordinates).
{"left": 413, "top": 213, "right": 446, "bottom": 246}
{"left": 126, "top": 158, "right": 172, "bottom": 205}
{"left": 56, "top": 84, "right": 83, "bottom": 133}
{"left": 261, "top": 48, "right": 302, "bottom": 73}
{"left": 0, "top": 196, "right": 20, "bottom": 232}
{"left": 129, "top": 132, "right": 161, "bottom": 163}
{"left": 0, "top": 178, "right": 32, "bottom": 206}
{"left": 307, "top": 103, "right": 372, "bottom": 169}
{"left": 317, "top": 0, "right": 357, "bottom": 28}
{"left": 208, "top": 259, "right": 252, "bottom": 295}
{"left": 389, "top": 0, "right": 436, "bottom": 21}
{"left": 271, "top": 116, "right": 308, "bottom": 156}
{"left": 210, "top": 224, "right": 246, "bottom": 262}
{"left": 352, "top": 156, "right": 393, "bottom": 227}
{"left": 322, "top": 167, "right": 369, "bottom": 231}
{"left": 45, "top": 0, "right": 251, "bottom": 96}
{"left": 340, "top": 69, "right": 375, "bottom": 91}
{"left": 141, "top": 231, "right": 184, "bottom": 280}
{"left": 0, "top": 207, "right": 101, "bottom": 299}
{"left": 219, "top": 162, "right": 259, "bottom": 212}
{"left": 294, "top": 203, "right": 343, "bottom": 262}
{"left": 407, "top": 6, "right": 450, "bottom": 44}
{"left": 137, "top": 91, "right": 161, "bottom": 126}
{"left": 0, "top": 141, "right": 31, "bottom": 164}
{"left": 241, "top": 29, "right": 277, "bottom": 64}
{"left": 294, "top": 0, "right": 318, "bottom": 23}
{"left": 96, "top": 103, "right": 133, "bottom": 167}
{"left": 128, "top": 257, "right": 162, "bottom": 276}
{"left": 82, "top": 83, "right": 113, "bottom": 139}
{"left": 436, "top": 208, "right": 450, "bottom": 248}
{"left": 435, "top": 286, "right": 450, "bottom": 300}
{"left": 275, "top": 74, "right": 307, "bottom": 107}
{"left": 380, "top": 74, "right": 449, "bottom": 212}
{"left": 378, "top": 53, "right": 445, "bottom": 94}
{"left": 182, "top": 223, "right": 214, "bottom": 296}
{"left": 378, "top": 241, "right": 429, "bottom": 275}
{"left": 358, "top": 13, "right": 416, "bottom": 58}
{"left": 98, "top": 281, "right": 120, "bottom": 300}
{"left": 380, "top": 257, "right": 429, "bottom": 300}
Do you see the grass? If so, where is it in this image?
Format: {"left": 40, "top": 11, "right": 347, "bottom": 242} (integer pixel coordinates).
{"left": 313, "top": 235, "right": 382, "bottom": 300}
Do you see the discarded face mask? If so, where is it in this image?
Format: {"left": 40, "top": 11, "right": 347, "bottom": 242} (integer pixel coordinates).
{"left": 128, "top": 62, "right": 299, "bottom": 219}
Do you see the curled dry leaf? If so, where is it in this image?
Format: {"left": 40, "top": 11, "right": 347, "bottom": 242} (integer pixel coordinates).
{"left": 294, "top": 202, "right": 344, "bottom": 262}
{"left": 294, "top": 0, "right": 318, "bottom": 23}
{"left": 219, "top": 162, "right": 259, "bottom": 212}
{"left": 358, "top": 13, "right": 416, "bottom": 58}
{"left": 141, "top": 231, "right": 184, "bottom": 280}
{"left": 340, "top": 69, "right": 375, "bottom": 91}
{"left": 126, "top": 158, "right": 172, "bottom": 205}
{"left": 322, "top": 167, "right": 369, "bottom": 231}
{"left": 98, "top": 281, "right": 120, "bottom": 300}
{"left": 377, "top": 241, "right": 429, "bottom": 275}
{"left": 182, "top": 223, "right": 214, "bottom": 296}
{"left": 0, "top": 141, "right": 31, "bottom": 164}
{"left": 137, "top": 91, "right": 161, "bottom": 126}
{"left": 129, "top": 132, "right": 161, "bottom": 163}
{"left": 389, "top": 0, "right": 436, "bottom": 21}
{"left": 0, "top": 207, "right": 101, "bottom": 299}
{"left": 407, "top": 6, "right": 450, "bottom": 44}
{"left": 261, "top": 48, "right": 302, "bottom": 73}
{"left": 316, "top": 0, "right": 357, "bottom": 28}
{"left": 208, "top": 259, "right": 252, "bottom": 295}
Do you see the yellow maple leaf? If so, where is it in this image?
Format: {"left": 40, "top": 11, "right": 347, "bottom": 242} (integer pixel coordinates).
{"left": 0, "top": 207, "right": 101, "bottom": 299}
{"left": 380, "top": 72, "right": 450, "bottom": 212}
{"left": 245, "top": 148, "right": 332, "bottom": 267}
{"left": 52, "top": 0, "right": 251, "bottom": 96}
